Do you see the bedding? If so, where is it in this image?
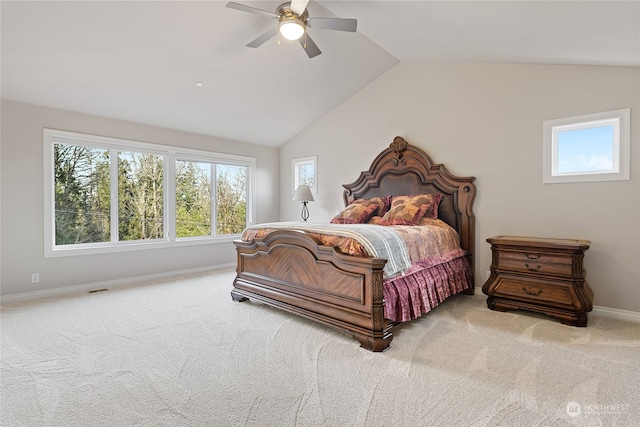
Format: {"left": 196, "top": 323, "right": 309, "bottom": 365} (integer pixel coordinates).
{"left": 241, "top": 218, "right": 472, "bottom": 322}
{"left": 242, "top": 222, "right": 412, "bottom": 277}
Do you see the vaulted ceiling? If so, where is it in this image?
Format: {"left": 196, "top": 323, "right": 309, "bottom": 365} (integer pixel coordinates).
{"left": 2, "top": 1, "right": 638, "bottom": 147}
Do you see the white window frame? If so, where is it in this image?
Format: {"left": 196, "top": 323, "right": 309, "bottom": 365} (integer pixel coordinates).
{"left": 291, "top": 155, "right": 317, "bottom": 194}
{"left": 44, "top": 129, "right": 255, "bottom": 257}
{"left": 175, "top": 153, "right": 252, "bottom": 241}
{"left": 543, "top": 108, "right": 630, "bottom": 184}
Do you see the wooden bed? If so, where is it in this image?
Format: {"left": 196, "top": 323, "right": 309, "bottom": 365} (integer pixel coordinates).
{"left": 231, "top": 137, "right": 476, "bottom": 351}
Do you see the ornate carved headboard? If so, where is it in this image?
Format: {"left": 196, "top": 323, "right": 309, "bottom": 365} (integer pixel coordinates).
{"left": 342, "top": 136, "right": 477, "bottom": 278}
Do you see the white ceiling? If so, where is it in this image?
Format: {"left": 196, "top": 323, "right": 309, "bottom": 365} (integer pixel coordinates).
{"left": 2, "top": 1, "right": 639, "bottom": 147}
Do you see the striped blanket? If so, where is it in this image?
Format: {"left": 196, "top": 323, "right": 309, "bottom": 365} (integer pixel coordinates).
{"left": 242, "top": 222, "right": 412, "bottom": 278}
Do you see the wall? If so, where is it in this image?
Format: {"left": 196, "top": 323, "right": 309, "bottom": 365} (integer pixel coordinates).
{"left": 1, "top": 100, "right": 280, "bottom": 296}
{"left": 280, "top": 62, "right": 640, "bottom": 313}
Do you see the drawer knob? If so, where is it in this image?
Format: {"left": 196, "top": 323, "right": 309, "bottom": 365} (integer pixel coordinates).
{"left": 525, "top": 253, "right": 541, "bottom": 260}
{"left": 522, "top": 287, "right": 543, "bottom": 296}
{"left": 524, "top": 263, "right": 541, "bottom": 272}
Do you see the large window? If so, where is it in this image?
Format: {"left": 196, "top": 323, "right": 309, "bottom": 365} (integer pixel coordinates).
{"left": 543, "top": 108, "right": 630, "bottom": 184}
{"left": 44, "top": 129, "right": 255, "bottom": 257}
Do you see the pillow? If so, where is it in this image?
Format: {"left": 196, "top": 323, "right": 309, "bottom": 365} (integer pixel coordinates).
{"left": 349, "top": 196, "right": 391, "bottom": 217}
{"left": 378, "top": 202, "right": 429, "bottom": 226}
{"left": 368, "top": 216, "right": 382, "bottom": 225}
{"left": 330, "top": 203, "right": 378, "bottom": 224}
{"left": 390, "top": 194, "right": 442, "bottom": 219}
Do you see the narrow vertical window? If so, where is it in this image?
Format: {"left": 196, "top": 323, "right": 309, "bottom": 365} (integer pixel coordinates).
{"left": 176, "top": 160, "right": 212, "bottom": 238}
{"left": 118, "top": 151, "right": 165, "bottom": 241}
{"left": 216, "top": 164, "right": 247, "bottom": 235}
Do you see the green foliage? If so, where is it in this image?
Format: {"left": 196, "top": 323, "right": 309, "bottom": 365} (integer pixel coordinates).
{"left": 176, "top": 161, "right": 211, "bottom": 238}
{"left": 118, "top": 152, "right": 164, "bottom": 241}
{"left": 54, "top": 143, "right": 248, "bottom": 246}
{"left": 54, "top": 144, "right": 110, "bottom": 244}
{"left": 216, "top": 165, "right": 247, "bottom": 235}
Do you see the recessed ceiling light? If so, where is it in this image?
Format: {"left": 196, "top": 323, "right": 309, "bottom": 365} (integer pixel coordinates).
{"left": 195, "top": 81, "right": 204, "bottom": 88}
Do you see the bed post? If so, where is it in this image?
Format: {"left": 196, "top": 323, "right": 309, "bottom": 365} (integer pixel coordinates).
{"left": 351, "top": 271, "right": 393, "bottom": 352}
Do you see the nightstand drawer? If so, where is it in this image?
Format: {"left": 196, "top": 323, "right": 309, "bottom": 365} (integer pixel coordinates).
{"left": 497, "top": 251, "right": 574, "bottom": 277}
{"left": 492, "top": 277, "right": 575, "bottom": 308}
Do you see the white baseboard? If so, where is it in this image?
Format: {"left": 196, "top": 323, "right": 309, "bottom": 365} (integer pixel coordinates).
{"left": 0, "top": 263, "right": 236, "bottom": 304}
{"left": 473, "top": 286, "right": 640, "bottom": 323}
{"left": 3, "top": 274, "right": 638, "bottom": 324}
{"left": 590, "top": 305, "right": 640, "bottom": 323}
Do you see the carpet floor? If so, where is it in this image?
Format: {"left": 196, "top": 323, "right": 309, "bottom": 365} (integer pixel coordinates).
{"left": 1, "top": 268, "right": 638, "bottom": 426}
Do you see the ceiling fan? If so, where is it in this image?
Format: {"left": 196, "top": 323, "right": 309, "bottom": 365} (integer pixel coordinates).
{"left": 226, "top": 1, "right": 357, "bottom": 58}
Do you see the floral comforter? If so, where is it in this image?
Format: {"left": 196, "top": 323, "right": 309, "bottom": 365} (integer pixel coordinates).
{"left": 241, "top": 218, "right": 466, "bottom": 279}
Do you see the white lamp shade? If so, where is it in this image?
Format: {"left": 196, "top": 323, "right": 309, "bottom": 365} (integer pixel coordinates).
{"left": 292, "top": 185, "right": 314, "bottom": 202}
{"left": 279, "top": 19, "right": 305, "bottom": 41}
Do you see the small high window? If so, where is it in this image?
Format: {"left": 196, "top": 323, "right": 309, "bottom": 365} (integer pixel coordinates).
{"left": 292, "top": 155, "right": 317, "bottom": 194}
{"left": 543, "top": 109, "right": 630, "bottom": 184}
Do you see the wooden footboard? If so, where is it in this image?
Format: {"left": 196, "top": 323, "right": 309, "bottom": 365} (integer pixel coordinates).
{"left": 232, "top": 230, "right": 394, "bottom": 351}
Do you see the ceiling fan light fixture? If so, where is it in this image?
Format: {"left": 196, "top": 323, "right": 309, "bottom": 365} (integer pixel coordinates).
{"left": 279, "top": 18, "right": 305, "bottom": 40}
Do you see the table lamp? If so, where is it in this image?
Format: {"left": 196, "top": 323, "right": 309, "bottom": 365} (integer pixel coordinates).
{"left": 292, "top": 185, "right": 314, "bottom": 221}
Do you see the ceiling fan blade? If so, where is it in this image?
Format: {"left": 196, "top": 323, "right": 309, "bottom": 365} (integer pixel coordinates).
{"left": 299, "top": 34, "right": 321, "bottom": 58}
{"left": 246, "top": 27, "right": 278, "bottom": 48}
{"left": 290, "top": 0, "right": 310, "bottom": 16}
{"left": 307, "top": 18, "right": 357, "bottom": 32}
{"left": 226, "top": 2, "right": 278, "bottom": 18}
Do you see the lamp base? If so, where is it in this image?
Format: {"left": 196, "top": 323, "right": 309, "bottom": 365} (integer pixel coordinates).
{"left": 301, "top": 201, "right": 309, "bottom": 222}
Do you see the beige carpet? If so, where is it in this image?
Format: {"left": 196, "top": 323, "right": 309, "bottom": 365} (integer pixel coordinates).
{"left": 1, "top": 268, "right": 638, "bottom": 426}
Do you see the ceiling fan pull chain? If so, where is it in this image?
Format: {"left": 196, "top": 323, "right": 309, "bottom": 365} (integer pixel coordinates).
{"left": 303, "top": 30, "right": 307, "bottom": 49}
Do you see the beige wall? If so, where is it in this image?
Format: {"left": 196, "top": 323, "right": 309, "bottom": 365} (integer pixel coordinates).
{"left": 280, "top": 62, "right": 640, "bottom": 313}
{"left": 1, "top": 100, "right": 280, "bottom": 296}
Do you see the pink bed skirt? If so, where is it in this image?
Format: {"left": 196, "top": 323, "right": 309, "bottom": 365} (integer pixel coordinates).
{"left": 383, "top": 256, "right": 473, "bottom": 322}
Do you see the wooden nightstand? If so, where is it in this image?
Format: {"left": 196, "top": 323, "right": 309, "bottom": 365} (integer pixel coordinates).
{"left": 482, "top": 236, "right": 593, "bottom": 326}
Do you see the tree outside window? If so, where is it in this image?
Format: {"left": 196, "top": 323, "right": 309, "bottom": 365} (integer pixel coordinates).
{"left": 45, "top": 129, "right": 254, "bottom": 256}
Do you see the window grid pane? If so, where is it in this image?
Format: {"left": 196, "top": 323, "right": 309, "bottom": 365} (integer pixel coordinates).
{"left": 176, "top": 160, "right": 212, "bottom": 238}
{"left": 54, "top": 143, "right": 111, "bottom": 245}
{"left": 216, "top": 164, "right": 247, "bottom": 235}
{"left": 556, "top": 125, "right": 615, "bottom": 174}
{"left": 117, "top": 151, "right": 165, "bottom": 241}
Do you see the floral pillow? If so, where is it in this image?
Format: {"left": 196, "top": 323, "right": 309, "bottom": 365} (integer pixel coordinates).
{"left": 349, "top": 196, "right": 391, "bottom": 217}
{"left": 378, "top": 201, "right": 429, "bottom": 226}
{"left": 330, "top": 203, "right": 378, "bottom": 224}
{"left": 390, "top": 194, "right": 442, "bottom": 219}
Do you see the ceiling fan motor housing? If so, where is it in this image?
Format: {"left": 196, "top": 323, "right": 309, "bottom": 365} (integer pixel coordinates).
{"left": 277, "top": 3, "right": 308, "bottom": 40}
